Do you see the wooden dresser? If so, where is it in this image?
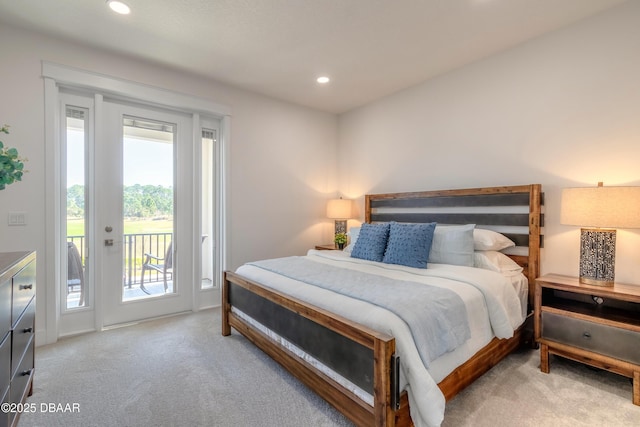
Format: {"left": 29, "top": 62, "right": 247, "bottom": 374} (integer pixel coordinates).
{"left": 0, "top": 251, "right": 36, "bottom": 427}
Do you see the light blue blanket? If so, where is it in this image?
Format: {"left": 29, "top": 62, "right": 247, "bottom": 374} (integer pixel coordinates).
{"left": 248, "top": 256, "right": 470, "bottom": 367}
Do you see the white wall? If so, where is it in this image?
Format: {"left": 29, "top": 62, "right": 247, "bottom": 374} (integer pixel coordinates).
{"left": 338, "top": 1, "right": 640, "bottom": 284}
{"left": 0, "top": 24, "right": 338, "bottom": 333}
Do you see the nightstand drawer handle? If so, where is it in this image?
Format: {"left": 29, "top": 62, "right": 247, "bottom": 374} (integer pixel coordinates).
{"left": 582, "top": 331, "right": 592, "bottom": 339}
{"left": 19, "top": 284, "right": 33, "bottom": 290}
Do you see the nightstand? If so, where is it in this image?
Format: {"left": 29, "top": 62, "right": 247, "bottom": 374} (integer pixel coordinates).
{"left": 534, "top": 274, "right": 640, "bottom": 406}
{"left": 315, "top": 244, "right": 340, "bottom": 251}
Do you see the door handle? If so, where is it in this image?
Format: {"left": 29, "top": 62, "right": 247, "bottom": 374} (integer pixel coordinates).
{"left": 105, "top": 239, "right": 114, "bottom": 247}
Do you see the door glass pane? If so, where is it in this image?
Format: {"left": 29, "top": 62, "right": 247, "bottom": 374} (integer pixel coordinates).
{"left": 201, "top": 129, "right": 216, "bottom": 289}
{"left": 122, "top": 117, "right": 175, "bottom": 301}
{"left": 66, "top": 108, "right": 88, "bottom": 309}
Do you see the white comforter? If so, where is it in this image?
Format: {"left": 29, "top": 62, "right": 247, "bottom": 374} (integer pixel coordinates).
{"left": 235, "top": 250, "right": 526, "bottom": 427}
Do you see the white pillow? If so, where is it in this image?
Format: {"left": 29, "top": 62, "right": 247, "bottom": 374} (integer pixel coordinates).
{"left": 473, "top": 250, "right": 523, "bottom": 276}
{"left": 473, "top": 229, "right": 515, "bottom": 251}
{"left": 343, "top": 226, "right": 360, "bottom": 254}
{"left": 428, "top": 224, "right": 475, "bottom": 267}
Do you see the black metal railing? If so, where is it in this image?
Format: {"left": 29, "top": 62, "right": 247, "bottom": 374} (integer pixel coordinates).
{"left": 124, "top": 232, "right": 172, "bottom": 288}
{"left": 67, "top": 233, "right": 172, "bottom": 287}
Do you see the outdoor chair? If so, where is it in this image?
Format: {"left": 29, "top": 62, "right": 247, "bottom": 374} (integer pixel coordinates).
{"left": 67, "top": 242, "right": 85, "bottom": 305}
{"left": 140, "top": 242, "right": 172, "bottom": 294}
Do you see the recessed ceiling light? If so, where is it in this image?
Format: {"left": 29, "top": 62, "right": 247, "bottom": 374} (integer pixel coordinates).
{"left": 316, "top": 76, "right": 330, "bottom": 84}
{"left": 108, "top": 1, "right": 131, "bottom": 15}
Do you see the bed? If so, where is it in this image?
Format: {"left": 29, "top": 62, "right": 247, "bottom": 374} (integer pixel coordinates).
{"left": 222, "top": 184, "right": 544, "bottom": 427}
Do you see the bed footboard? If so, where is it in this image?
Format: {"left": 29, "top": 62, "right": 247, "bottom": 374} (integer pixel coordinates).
{"left": 222, "top": 271, "right": 403, "bottom": 427}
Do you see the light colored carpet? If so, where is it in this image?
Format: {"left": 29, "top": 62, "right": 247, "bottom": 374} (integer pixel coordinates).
{"left": 20, "top": 308, "right": 640, "bottom": 426}
{"left": 21, "top": 309, "right": 351, "bottom": 427}
{"left": 442, "top": 347, "right": 640, "bottom": 427}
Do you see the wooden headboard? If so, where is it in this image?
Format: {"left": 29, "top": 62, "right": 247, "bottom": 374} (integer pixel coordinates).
{"left": 365, "top": 184, "right": 544, "bottom": 307}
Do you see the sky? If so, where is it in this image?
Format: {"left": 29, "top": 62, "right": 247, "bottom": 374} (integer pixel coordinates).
{"left": 67, "top": 129, "right": 173, "bottom": 187}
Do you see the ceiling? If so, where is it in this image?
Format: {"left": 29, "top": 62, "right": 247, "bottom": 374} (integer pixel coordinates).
{"left": 0, "top": 0, "right": 628, "bottom": 113}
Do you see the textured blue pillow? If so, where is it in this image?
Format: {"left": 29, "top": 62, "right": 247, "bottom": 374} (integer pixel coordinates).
{"left": 382, "top": 222, "right": 436, "bottom": 268}
{"left": 350, "top": 222, "right": 390, "bottom": 262}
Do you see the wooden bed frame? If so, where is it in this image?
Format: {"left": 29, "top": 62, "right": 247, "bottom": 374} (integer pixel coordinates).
{"left": 222, "top": 184, "right": 543, "bottom": 427}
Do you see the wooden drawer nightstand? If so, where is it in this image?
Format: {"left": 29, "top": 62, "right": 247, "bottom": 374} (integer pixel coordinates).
{"left": 315, "top": 244, "right": 340, "bottom": 251}
{"left": 534, "top": 274, "right": 640, "bottom": 406}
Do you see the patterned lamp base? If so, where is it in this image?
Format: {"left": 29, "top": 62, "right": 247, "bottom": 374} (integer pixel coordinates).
{"left": 579, "top": 228, "right": 616, "bottom": 286}
{"left": 334, "top": 219, "right": 347, "bottom": 235}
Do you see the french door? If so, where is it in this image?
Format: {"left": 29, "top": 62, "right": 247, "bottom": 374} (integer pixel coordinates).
{"left": 61, "top": 94, "right": 200, "bottom": 331}
{"left": 99, "top": 101, "right": 193, "bottom": 326}
{"left": 46, "top": 64, "right": 228, "bottom": 343}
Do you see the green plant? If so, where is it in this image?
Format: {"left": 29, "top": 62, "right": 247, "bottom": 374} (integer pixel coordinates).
{"left": 334, "top": 232, "right": 348, "bottom": 245}
{"left": 0, "top": 125, "right": 27, "bottom": 190}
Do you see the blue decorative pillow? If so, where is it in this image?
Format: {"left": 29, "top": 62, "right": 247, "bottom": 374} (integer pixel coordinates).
{"left": 350, "top": 223, "right": 390, "bottom": 262}
{"left": 382, "top": 222, "right": 436, "bottom": 268}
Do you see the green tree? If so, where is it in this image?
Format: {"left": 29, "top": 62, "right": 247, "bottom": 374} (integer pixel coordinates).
{"left": 66, "top": 184, "right": 173, "bottom": 218}
{"left": 123, "top": 184, "right": 173, "bottom": 218}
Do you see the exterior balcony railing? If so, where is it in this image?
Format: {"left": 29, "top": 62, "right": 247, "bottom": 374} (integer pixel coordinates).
{"left": 67, "top": 232, "right": 172, "bottom": 287}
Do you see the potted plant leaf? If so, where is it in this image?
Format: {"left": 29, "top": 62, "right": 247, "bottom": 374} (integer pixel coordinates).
{"left": 0, "top": 125, "right": 27, "bottom": 190}
{"left": 334, "top": 232, "right": 348, "bottom": 250}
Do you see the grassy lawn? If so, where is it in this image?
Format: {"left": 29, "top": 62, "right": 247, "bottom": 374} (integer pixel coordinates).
{"left": 67, "top": 218, "right": 173, "bottom": 236}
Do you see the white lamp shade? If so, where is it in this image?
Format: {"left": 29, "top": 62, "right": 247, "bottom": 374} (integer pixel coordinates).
{"left": 561, "top": 185, "right": 640, "bottom": 228}
{"left": 326, "top": 198, "right": 352, "bottom": 220}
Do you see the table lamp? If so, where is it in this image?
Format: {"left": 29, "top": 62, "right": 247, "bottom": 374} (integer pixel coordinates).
{"left": 560, "top": 182, "right": 640, "bottom": 286}
{"left": 326, "top": 198, "right": 352, "bottom": 236}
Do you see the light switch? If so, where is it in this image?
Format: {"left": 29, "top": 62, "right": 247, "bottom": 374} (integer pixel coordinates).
{"left": 8, "top": 212, "right": 27, "bottom": 226}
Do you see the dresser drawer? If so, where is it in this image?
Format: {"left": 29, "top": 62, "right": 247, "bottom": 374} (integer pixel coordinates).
{"left": 0, "top": 386, "right": 9, "bottom": 427}
{"left": 0, "top": 280, "right": 10, "bottom": 338}
{"left": 542, "top": 311, "right": 640, "bottom": 365}
{"left": 12, "top": 260, "right": 35, "bottom": 326}
{"left": 0, "top": 333, "right": 10, "bottom": 399}
{"left": 10, "top": 339, "right": 33, "bottom": 407}
{"left": 11, "top": 301, "right": 35, "bottom": 378}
